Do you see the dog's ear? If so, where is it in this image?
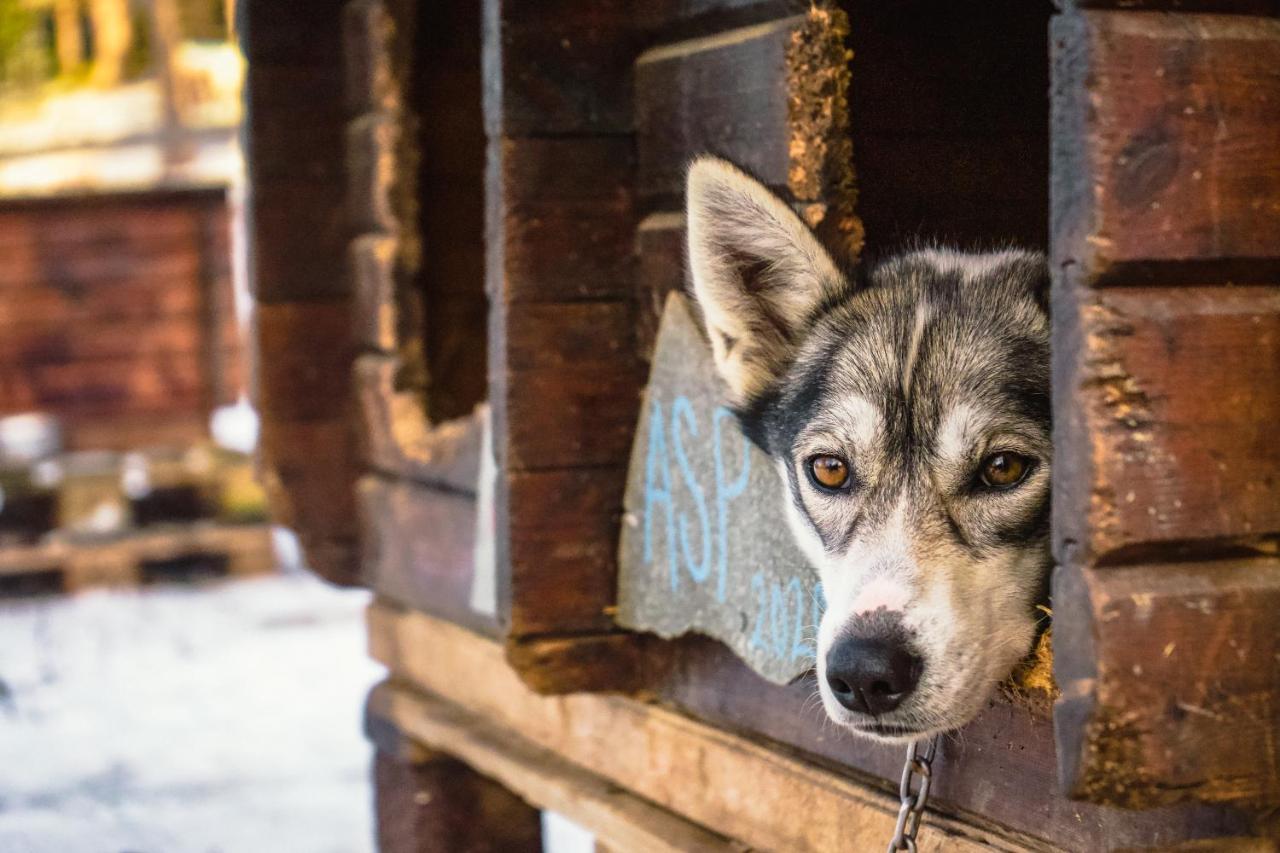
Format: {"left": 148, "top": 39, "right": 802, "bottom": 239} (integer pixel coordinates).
{"left": 686, "top": 156, "right": 847, "bottom": 405}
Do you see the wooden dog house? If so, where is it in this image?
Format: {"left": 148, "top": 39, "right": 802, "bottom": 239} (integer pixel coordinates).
{"left": 245, "top": 0, "right": 1280, "bottom": 849}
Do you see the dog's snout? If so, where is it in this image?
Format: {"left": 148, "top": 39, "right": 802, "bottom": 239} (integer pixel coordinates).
{"left": 824, "top": 636, "right": 922, "bottom": 715}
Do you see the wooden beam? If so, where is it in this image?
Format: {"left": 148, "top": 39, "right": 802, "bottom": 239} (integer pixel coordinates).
{"left": 367, "top": 681, "right": 740, "bottom": 853}
{"left": 366, "top": 601, "right": 1031, "bottom": 853}
{"left": 1052, "top": 10, "right": 1280, "bottom": 285}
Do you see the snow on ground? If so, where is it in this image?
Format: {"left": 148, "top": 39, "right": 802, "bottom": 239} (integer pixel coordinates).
{"left": 0, "top": 568, "right": 383, "bottom": 853}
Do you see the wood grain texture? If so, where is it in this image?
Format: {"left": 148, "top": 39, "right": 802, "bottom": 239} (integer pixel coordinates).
{"left": 366, "top": 603, "right": 1022, "bottom": 853}
{"left": 359, "top": 476, "right": 495, "bottom": 636}
{"left": 1053, "top": 284, "right": 1280, "bottom": 564}
{"left": 366, "top": 681, "right": 747, "bottom": 853}
{"left": 503, "top": 469, "right": 625, "bottom": 636}
{"left": 372, "top": 747, "right": 542, "bottom": 853}
{"left": 1054, "top": 560, "right": 1280, "bottom": 807}
{"left": 1052, "top": 10, "right": 1280, "bottom": 284}
{"left": 1051, "top": 6, "right": 1280, "bottom": 810}
{"left": 482, "top": 0, "right": 644, "bottom": 136}
{"left": 636, "top": 8, "right": 860, "bottom": 255}
{"left": 487, "top": 136, "right": 636, "bottom": 303}
{"left": 371, "top": 603, "right": 1261, "bottom": 850}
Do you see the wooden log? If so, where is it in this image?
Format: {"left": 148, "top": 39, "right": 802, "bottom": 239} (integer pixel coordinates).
{"left": 1053, "top": 284, "right": 1280, "bottom": 564}
{"left": 1054, "top": 559, "right": 1280, "bottom": 807}
{"left": 1052, "top": 10, "right": 1280, "bottom": 284}
{"left": 372, "top": 747, "right": 542, "bottom": 853}
{"left": 365, "top": 603, "right": 1018, "bottom": 853}
{"left": 488, "top": 137, "right": 635, "bottom": 303}
{"left": 240, "top": 0, "right": 345, "bottom": 64}
{"left": 254, "top": 301, "right": 356, "bottom": 423}
{"left": 248, "top": 176, "right": 351, "bottom": 302}
{"left": 503, "top": 469, "right": 625, "bottom": 635}
{"left": 371, "top": 604, "right": 1264, "bottom": 849}
{"left": 358, "top": 476, "right": 495, "bottom": 635}
{"left": 343, "top": 0, "right": 400, "bottom": 115}
{"left": 482, "top": 0, "right": 644, "bottom": 136}
{"left": 366, "top": 681, "right": 742, "bottom": 853}
{"left": 257, "top": 417, "right": 361, "bottom": 586}
{"left": 636, "top": 9, "right": 860, "bottom": 255}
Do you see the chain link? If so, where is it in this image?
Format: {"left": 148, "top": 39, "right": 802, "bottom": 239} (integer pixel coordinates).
{"left": 886, "top": 736, "right": 939, "bottom": 853}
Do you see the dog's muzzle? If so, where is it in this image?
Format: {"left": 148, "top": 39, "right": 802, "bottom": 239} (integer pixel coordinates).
{"left": 824, "top": 611, "right": 923, "bottom": 715}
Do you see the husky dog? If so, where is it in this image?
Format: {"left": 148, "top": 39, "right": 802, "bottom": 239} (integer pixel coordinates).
{"left": 685, "top": 157, "right": 1051, "bottom": 742}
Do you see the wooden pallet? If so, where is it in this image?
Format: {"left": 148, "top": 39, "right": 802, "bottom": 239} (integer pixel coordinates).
{"left": 0, "top": 523, "right": 276, "bottom": 595}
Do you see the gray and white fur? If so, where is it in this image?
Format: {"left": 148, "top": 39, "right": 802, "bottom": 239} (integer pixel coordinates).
{"left": 685, "top": 156, "right": 1051, "bottom": 742}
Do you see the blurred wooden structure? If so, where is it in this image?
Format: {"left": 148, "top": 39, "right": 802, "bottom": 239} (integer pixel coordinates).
{"left": 246, "top": 0, "right": 1280, "bottom": 849}
{"left": 0, "top": 188, "right": 242, "bottom": 450}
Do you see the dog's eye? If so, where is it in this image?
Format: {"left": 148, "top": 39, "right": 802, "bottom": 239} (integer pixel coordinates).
{"left": 980, "top": 452, "right": 1032, "bottom": 489}
{"left": 808, "top": 454, "right": 852, "bottom": 492}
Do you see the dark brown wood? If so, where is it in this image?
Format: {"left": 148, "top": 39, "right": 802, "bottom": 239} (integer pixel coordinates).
{"left": 636, "top": 17, "right": 797, "bottom": 197}
{"left": 486, "top": 103, "right": 644, "bottom": 659}
{"left": 505, "top": 633, "right": 657, "bottom": 695}
{"left": 489, "top": 137, "right": 636, "bottom": 304}
{"left": 635, "top": 213, "right": 689, "bottom": 362}
{"left": 483, "top": 0, "right": 645, "bottom": 136}
{"left": 504, "top": 469, "right": 625, "bottom": 635}
{"left": 1055, "top": 560, "right": 1280, "bottom": 807}
{"left": 359, "top": 476, "right": 497, "bottom": 636}
{"left": 1052, "top": 10, "right": 1280, "bottom": 284}
{"left": 636, "top": 8, "right": 860, "bottom": 254}
{"left": 1051, "top": 6, "right": 1280, "bottom": 810}
{"left": 372, "top": 748, "right": 543, "bottom": 853}
{"left": 246, "top": 0, "right": 362, "bottom": 591}
{"left": 0, "top": 190, "right": 236, "bottom": 450}
{"left": 1053, "top": 284, "right": 1280, "bottom": 564}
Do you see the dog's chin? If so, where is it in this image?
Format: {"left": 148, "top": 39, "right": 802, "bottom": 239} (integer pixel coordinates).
{"left": 819, "top": 689, "right": 975, "bottom": 745}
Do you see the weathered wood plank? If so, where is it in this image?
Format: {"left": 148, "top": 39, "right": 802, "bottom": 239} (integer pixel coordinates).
{"left": 366, "top": 603, "right": 1020, "bottom": 853}
{"left": 487, "top": 136, "right": 636, "bottom": 303}
{"left": 257, "top": 417, "right": 361, "bottom": 586}
{"left": 482, "top": 1, "right": 644, "bottom": 135}
{"left": 365, "top": 681, "right": 745, "bottom": 853}
{"left": 1052, "top": 10, "right": 1280, "bottom": 284}
{"left": 358, "top": 476, "right": 495, "bottom": 635}
{"left": 504, "top": 469, "right": 624, "bottom": 635}
{"left": 635, "top": 213, "right": 689, "bottom": 362}
{"left": 1053, "top": 284, "right": 1280, "bottom": 564}
{"left": 636, "top": 9, "right": 860, "bottom": 255}
{"left": 255, "top": 301, "right": 356, "bottom": 424}
{"left": 1054, "top": 559, "right": 1280, "bottom": 807}
{"left": 354, "top": 354, "right": 484, "bottom": 493}
{"left": 371, "top": 747, "right": 542, "bottom": 853}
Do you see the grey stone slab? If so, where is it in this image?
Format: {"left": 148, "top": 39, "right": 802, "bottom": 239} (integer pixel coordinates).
{"left": 618, "top": 293, "right": 822, "bottom": 684}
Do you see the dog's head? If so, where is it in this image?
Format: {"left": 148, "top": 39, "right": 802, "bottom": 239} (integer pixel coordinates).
{"left": 686, "top": 157, "right": 1051, "bottom": 741}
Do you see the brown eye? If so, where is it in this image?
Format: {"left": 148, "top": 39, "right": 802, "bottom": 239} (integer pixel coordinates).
{"left": 980, "top": 452, "right": 1032, "bottom": 489}
{"left": 808, "top": 455, "right": 851, "bottom": 492}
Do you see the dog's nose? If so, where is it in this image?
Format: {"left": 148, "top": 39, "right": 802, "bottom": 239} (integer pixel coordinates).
{"left": 825, "top": 636, "right": 922, "bottom": 715}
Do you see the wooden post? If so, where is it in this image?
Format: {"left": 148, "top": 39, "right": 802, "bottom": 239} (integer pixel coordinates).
{"left": 1051, "top": 6, "right": 1280, "bottom": 807}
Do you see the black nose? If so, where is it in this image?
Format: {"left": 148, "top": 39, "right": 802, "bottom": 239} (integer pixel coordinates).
{"left": 825, "top": 636, "right": 922, "bottom": 715}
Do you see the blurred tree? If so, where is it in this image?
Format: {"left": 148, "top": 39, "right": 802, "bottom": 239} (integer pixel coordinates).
{"left": 87, "top": 0, "right": 132, "bottom": 86}
{"left": 51, "top": 0, "right": 84, "bottom": 75}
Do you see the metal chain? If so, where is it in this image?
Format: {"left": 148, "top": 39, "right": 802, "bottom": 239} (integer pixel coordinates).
{"left": 886, "top": 736, "right": 939, "bottom": 853}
